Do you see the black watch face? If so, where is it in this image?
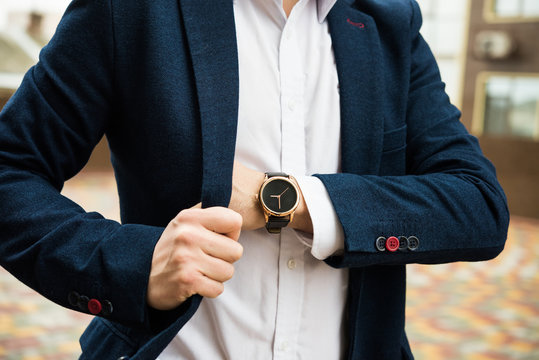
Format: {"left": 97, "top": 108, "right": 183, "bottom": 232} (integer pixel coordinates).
{"left": 261, "top": 178, "right": 298, "bottom": 214}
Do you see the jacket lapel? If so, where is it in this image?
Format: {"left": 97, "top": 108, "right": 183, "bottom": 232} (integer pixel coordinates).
{"left": 178, "top": 0, "right": 239, "bottom": 207}
{"left": 328, "top": 0, "right": 384, "bottom": 175}
{"left": 177, "top": 0, "right": 386, "bottom": 206}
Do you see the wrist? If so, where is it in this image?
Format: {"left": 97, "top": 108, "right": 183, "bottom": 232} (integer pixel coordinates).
{"left": 230, "top": 161, "right": 266, "bottom": 230}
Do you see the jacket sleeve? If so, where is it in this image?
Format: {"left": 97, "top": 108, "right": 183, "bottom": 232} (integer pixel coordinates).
{"left": 316, "top": 0, "right": 509, "bottom": 268}
{"left": 0, "top": 0, "right": 169, "bottom": 332}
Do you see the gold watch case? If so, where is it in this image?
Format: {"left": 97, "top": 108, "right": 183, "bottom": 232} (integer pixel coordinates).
{"left": 258, "top": 175, "right": 301, "bottom": 223}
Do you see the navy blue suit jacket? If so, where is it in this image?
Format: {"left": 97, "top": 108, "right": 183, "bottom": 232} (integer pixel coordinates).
{"left": 0, "top": 0, "right": 508, "bottom": 358}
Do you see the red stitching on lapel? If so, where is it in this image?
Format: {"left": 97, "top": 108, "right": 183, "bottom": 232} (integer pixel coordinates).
{"left": 347, "top": 18, "right": 365, "bottom": 28}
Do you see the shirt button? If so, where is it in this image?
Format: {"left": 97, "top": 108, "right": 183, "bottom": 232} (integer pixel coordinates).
{"left": 279, "top": 341, "right": 289, "bottom": 351}
{"left": 287, "top": 258, "right": 297, "bottom": 270}
{"left": 288, "top": 99, "right": 296, "bottom": 111}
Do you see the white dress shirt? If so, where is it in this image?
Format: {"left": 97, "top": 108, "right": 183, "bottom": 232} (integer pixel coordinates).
{"left": 158, "top": 0, "right": 348, "bottom": 358}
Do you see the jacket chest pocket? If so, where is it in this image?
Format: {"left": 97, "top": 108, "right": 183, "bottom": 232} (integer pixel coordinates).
{"left": 379, "top": 125, "right": 407, "bottom": 176}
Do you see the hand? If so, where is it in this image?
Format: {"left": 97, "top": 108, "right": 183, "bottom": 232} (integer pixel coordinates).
{"left": 146, "top": 206, "right": 243, "bottom": 311}
{"left": 229, "top": 161, "right": 266, "bottom": 230}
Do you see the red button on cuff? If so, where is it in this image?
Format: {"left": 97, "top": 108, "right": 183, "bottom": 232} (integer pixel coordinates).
{"left": 386, "top": 236, "right": 400, "bottom": 252}
{"left": 88, "top": 299, "right": 102, "bottom": 315}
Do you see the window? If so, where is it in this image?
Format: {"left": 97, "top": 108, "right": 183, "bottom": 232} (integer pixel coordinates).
{"left": 416, "top": 0, "right": 469, "bottom": 106}
{"left": 485, "top": 0, "right": 539, "bottom": 21}
{"left": 0, "top": 0, "right": 67, "bottom": 90}
{"left": 474, "top": 74, "right": 539, "bottom": 140}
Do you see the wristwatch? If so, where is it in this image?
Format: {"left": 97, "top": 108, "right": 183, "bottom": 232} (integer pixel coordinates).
{"left": 258, "top": 172, "right": 300, "bottom": 234}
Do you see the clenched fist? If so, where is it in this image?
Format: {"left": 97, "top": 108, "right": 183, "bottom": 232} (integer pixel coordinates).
{"left": 146, "top": 206, "right": 243, "bottom": 310}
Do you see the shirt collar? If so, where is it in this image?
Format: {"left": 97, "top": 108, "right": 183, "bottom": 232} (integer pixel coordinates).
{"left": 317, "top": 0, "right": 337, "bottom": 23}
{"left": 232, "top": 0, "right": 337, "bottom": 24}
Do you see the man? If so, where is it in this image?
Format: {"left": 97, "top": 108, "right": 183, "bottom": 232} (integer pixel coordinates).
{"left": 0, "top": 0, "right": 508, "bottom": 359}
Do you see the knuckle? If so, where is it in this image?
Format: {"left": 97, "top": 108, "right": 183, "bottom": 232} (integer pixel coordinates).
{"left": 178, "top": 269, "right": 197, "bottom": 288}
{"left": 171, "top": 216, "right": 181, "bottom": 228}
{"left": 175, "top": 226, "right": 198, "bottom": 247}
{"left": 175, "top": 208, "right": 197, "bottom": 225}
{"left": 172, "top": 212, "right": 185, "bottom": 227}
{"left": 171, "top": 250, "right": 191, "bottom": 266}
{"left": 174, "top": 272, "right": 197, "bottom": 301}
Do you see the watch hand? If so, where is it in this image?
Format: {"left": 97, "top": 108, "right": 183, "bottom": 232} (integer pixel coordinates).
{"left": 279, "top": 187, "right": 290, "bottom": 197}
{"left": 270, "top": 194, "right": 282, "bottom": 209}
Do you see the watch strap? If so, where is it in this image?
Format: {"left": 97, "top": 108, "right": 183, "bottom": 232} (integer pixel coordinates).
{"left": 266, "top": 172, "right": 288, "bottom": 178}
{"left": 263, "top": 172, "right": 292, "bottom": 234}
{"left": 266, "top": 215, "right": 290, "bottom": 234}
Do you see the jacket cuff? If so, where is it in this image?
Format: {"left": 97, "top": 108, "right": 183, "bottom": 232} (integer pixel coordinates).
{"left": 82, "top": 223, "right": 164, "bottom": 330}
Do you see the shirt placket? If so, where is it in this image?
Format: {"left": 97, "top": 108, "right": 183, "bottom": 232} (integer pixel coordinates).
{"left": 273, "top": 4, "right": 307, "bottom": 359}
{"left": 279, "top": 11, "right": 306, "bottom": 176}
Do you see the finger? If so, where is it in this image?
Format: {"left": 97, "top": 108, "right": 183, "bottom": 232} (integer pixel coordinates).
{"left": 224, "top": 222, "right": 241, "bottom": 243}
{"left": 194, "top": 275, "right": 225, "bottom": 299}
{"left": 199, "top": 230, "right": 243, "bottom": 263}
{"left": 174, "top": 207, "right": 242, "bottom": 240}
{"left": 198, "top": 255, "right": 235, "bottom": 283}
{"left": 195, "top": 207, "right": 243, "bottom": 240}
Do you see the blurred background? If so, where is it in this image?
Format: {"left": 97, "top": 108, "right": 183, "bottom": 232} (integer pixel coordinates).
{"left": 0, "top": 0, "right": 538, "bottom": 359}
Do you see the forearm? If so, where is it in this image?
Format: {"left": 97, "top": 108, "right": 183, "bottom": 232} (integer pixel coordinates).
{"left": 316, "top": 158, "right": 509, "bottom": 268}
{"left": 0, "top": 166, "right": 165, "bottom": 328}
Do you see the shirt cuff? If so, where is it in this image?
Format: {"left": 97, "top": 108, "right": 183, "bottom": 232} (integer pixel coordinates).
{"left": 294, "top": 175, "right": 345, "bottom": 260}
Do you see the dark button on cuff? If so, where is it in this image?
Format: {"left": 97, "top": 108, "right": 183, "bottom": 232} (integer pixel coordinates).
{"left": 88, "top": 299, "right": 102, "bottom": 315}
{"left": 375, "top": 237, "right": 386, "bottom": 252}
{"left": 407, "top": 236, "right": 419, "bottom": 251}
{"left": 102, "top": 300, "right": 113, "bottom": 316}
{"left": 386, "top": 236, "right": 399, "bottom": 252}
{"left": 398, "top": 236, "right": 408, "bottom": 251}
{"left": 78, "top": 295, "right": 90, "bottom": 312}
{"left": 68, "top": 291, "right": 80, "bottom": 307}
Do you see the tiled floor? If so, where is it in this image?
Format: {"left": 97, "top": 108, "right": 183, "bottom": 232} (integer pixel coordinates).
{"left": 0, "top": 172, "right": 538, "bottom": 359}
{"left": 406, "top": 217, "right": 539, "bottom": 359}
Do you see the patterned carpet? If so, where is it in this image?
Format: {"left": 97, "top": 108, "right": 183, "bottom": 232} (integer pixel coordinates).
{"left": 0, "top": 172, "right": 538, "bottom": 359}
